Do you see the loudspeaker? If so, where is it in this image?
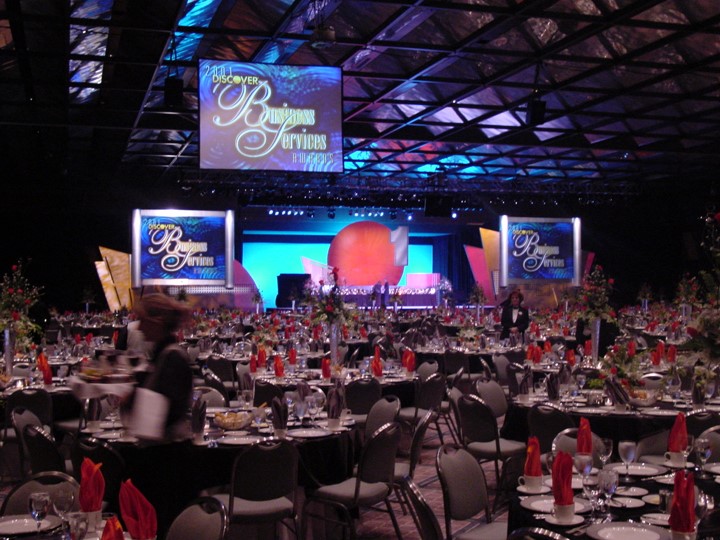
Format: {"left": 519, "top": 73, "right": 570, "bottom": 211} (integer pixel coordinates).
{"left": 526, "top": 98, "right": 546, "bottom": 125}
{"left": 164, "top": 76, "right": 184, "bottom": 108}
{"left": 424, "top": 196, "right": 452, "bottom": 218}
{"left": 276, "top": 273, "right": 310, "bottom": 308}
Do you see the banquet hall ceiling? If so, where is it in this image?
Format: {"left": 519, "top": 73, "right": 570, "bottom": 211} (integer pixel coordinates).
{"left": 2, "top": 0, "right": 720, "bottom": 211}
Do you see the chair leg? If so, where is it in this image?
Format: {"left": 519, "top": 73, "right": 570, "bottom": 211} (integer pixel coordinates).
{"left": 385, "top": 498, "right": 404, "bottom": 540}
{"left": 434, "top": 420, "right": 445, "bottom": 445}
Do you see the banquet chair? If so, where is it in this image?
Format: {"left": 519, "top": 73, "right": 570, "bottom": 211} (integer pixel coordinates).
{"left": 345, "top": 376, "right": 382, "bottom": 431}
{"left": 194, "top": 385, "right": 228, "bottom": 407}
{"left": 166, "top": 497, "right": 228, "bottom": 540}
{"left": 687, "top": 410, "right": 719, "bottom": 437}
{"left": 203, "top": 368, "right": 234, "bottom": 406}
{"left": 252, "top": 379, "right": 283, "bottom": 407}
{"left": 636, "top": 430, "right": 670, "bottom": 464}
{"left": 301, "top": 422, "right": 403, "bottom": 540}
{"left": 443, "top": 350, "right": 483, "bottom": 388}
{"left": 23, "top": 424, "right": 70, "bottom": 475}
{"left": 507, "top": 527, "right": 571, "bottom": 540}
{"left": 213, "top": 439, "right": 299, "bottom": 537}
{"left": 365, "top": 395, "right": 401, "bottom": 440}
{"left": 346, "top": 347, "right": 362, "bottom": 368}
{"left": 417, "top": 359, "right": 439, "bottom": 382}
{"left": 493, "top": 354, "right": 511, "bottom": 387}
{"left": 0, "top": 471, "right": 80, "bottom": 516}
{"left": 70, "top": 437, "right": 126, "bottom": 513}
{"left": 436, "top": 444, "right": 508, "bottom": 539}
{"left": 11, "top": 407, "right": 47, "bottom": 478}
{"left": 2, "top": 387, "right": 53, "bottom": 447}
{"left": 457, "top": 394, "right": 526, "bottom": 486}
{"left": 505, "top": 362, "right": 526, "bottom": 398}
{"left": 54, "top": 395, "right": 109, "bottom": 440}
{"left": 551, "top": 427, "right": 607, "bottom": 469}
{"left": 236, "top": 363, "right": 252, "bottom": 390}
{"left": 205, "top": 356, "right": 237, "bottom": 395}
{"left": 474, "top": 380, "right": 509, "bottom": 420}
{"left": 526, "top": 403, "right": 574, "bottom": 456}
{"left": 398, "top": 372, "right": 447, "bottom": 444}
{"left": 403, "top": 479, "right": 443, "bottom": 540}
{"left": 698, "top": 425, "right": 720, "bottom": 462}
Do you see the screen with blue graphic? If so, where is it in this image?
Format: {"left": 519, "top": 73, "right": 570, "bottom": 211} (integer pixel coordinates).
{"left": 199, "top": 59, "right": 343, "bottom": 173}
{"left": 132, "top": 210, "right": 234, "bottom": 287}
{"left": 500, "top": 216, "right": 581, "bottom": 286}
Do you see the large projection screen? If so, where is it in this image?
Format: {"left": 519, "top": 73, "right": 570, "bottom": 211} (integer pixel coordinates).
{"left": 198, "top": 60, "right": 343, "bottom": 173}
{"left": 131, "top": 209, "right": 235, "bottom": 288}
{"left": 499, "top": 216, "right": 581, "bottom": 287}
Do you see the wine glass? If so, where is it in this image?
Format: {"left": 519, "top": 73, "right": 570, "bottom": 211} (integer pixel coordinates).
{"left": 66, "top": 511, "right": 89, "bottom": 540}
{"left": 106, "top": 394, "right": 122, "bottom": 429}
{"left": 574, "top": 452, "right": 593, "bottom": 479}
{"left": 682, "top": 434, "right": 695, "bottom": 468}
{"left": 618, "top": 440, "right": 637, "bottom": 483}
{"left": 597, "top": 468, "right": 618, "bottom": 520}
{"left": 53, "top": 484, "right": 75, "bottom": 535}
{"left": 252, "top": 407, "right": 266, "bottom": 430}
{"left": 293, "top": 399, "right": 307, "bottom": 425}
{"left": 598, "top": 438, "right": 613, "bottom": 468}
{"left": 306, "top": 396, "right": 320, "bottom": 427}
{"left": 28, "top": 492, "right": 51, "bottom": 533}
{"left": 695, "top": 437, "right": 713, "bottom": 479}
{"left": 241, "top": 389, "right": 254, "bottom": 410}
{"left": 576, "top": 373, "right": 587, "bottom": 400}
{"left": 582, "top": 475, "right": 602, "bottom": 522}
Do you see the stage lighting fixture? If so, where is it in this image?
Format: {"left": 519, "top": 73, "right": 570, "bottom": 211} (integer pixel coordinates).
{"left": 389, "top": 210, "right": 397, "bottom": 220}
{"left": 406, "top": 212, "right": 413, "bottom": 221}
{"left": 451, "top": 211, "right": 458, "bottom": 219}
{"left": 268, "top": 209, "right": 274, "bottom": 215}
{"left": 328, "top": 209, "right": 336, "bottom": 219}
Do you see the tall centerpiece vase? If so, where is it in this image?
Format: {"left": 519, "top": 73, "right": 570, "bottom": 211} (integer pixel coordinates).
{"left": 641, "top": 298, "right": 649, "bottom": 313}
{"left": 329, "top": 321, "right": 340, "bottom": 367}
{"left": 590, "top": 317, "right": 601, "bottom": 363}
{"left": 692, "top": 379, "right": 706, "bottom": 409}
{"left": 291, "top": 299, "right": 296, "bottom": 312}
{"left": 680, "top": 303, "right": 691, "bottom": 323}
{"left": 3, "top": 327, "right": 15, "bottom": 377}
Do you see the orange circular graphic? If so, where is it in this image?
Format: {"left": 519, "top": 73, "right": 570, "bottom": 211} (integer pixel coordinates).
{"left": 328, "top": 221, "right": 404, "bottom": 286}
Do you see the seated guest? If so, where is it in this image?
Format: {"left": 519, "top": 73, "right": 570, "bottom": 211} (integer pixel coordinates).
{"left": 500, "top": 291, "right": 530, "bottom": 340}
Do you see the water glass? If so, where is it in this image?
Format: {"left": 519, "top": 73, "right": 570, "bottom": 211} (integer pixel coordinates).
{"left": 597, "top": 468, "right": 618, "bottom": 519}
{"left": 241, "top": 389, "right": 254, "bottom": 409}
{"left": 53, "top": 485, "right": 75, "bottom": 532}
{"left": 682, "top": 434, "right": 695, "bottom": 467}
{"left": 66, "top": 511, "right": 89, "bottom": 540}
{"left": 574, "top": 452, "right": 593, "bottom": 478}
{"left": 598, "top": 438, "right": 613, "bottom": 467}
{"left": 28, "top": 492, "right": 51, "bottom": 532}
{"left": 695, "top": 437, "right": 712, "bottom": 478}
{"left": 582, "top": 475, "right": 602, "bottom": 522}
{"left": 618, "top": 440, "right": 637, "bottom": 482}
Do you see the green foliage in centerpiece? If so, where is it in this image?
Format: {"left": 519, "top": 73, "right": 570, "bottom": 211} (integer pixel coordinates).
{"left": 0, "top": 261, "right": 43, "bottom": 352}
{"left": 578, "top": 265, "right": 616, "bottom": 322}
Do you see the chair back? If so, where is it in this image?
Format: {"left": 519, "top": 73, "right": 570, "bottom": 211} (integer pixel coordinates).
{"left": 527, "top": 403, "right": 575, "bottom": 454}
{"left": 687, "top": 410, "right": 719, "bottom": 437}
{"left": 407, "top": 409, "right": 436, "bottom": 479}
{"left": 11, "top": 406, "right": 43, "bottom": 467}
{"left": 365, "top": 395, "right": 400, "bottom": 439}
{"left": 640, "top": 372, "right": 664, "bottom": 390}
{"left": 345, "top": 377, "right": 382, "bottom": 415}
{"left": 506, "top": 362, "right": 525, "bottom": 397}
{"left": 403, "top": 480, "right": 443, "bottom": 540}
{"left": 166, "top": 497, "right": 228, "bottom": 540}
{"left": 357, "top": 422, "right": 402, "bottom": 487}
{"left": 493, "top": 355, "right": 511, "bottom": 386}
{"left": 194, "top": 385, "right": 227, "bottom": 408}
{"left": 346, "top": 347, "right": 361, "bottom": 368}
{"left": 415, "top": 373, "right": 446, "bottom": 411}
{"left": 551, "top": 427, "right": 607, "bottom": 469}
{"left": 202, "top": 369, "right": 231, "bottom": 404}
{"left": 5, "top": 388, "right": 53, "bottom": 428}
{"left": 252, "top": 379, "right": 283, "bottom": 407}
{"left": 417, "top": 360, "right": 439, "bottom": 383}
{"left": 70, "top": 437, "right": 126, "bottom": 512}
{"left": 230, "top": 440, "right": 299, "bottom": 502}
{"left": 206, "top": 357, "right": 235, "bottom": 384}
{"left": 0, "top": 471, "right": 80, "bottom": 516}
{"left": 475, "top": 379, "right": 508, "bottom": 418}
{"left": 23, "top": 425, "right": 66, "bottom": 474}
{"left": 698, "top": 425, "right": 720, "bottom": 463}
{"left": 436, "top": 444, "right": 490, "bottom": 535}
{"left": 457, "top": 394, "right": 498, "bottom": 444}
{"left": 447, "top": 387, "right": 464, "bottom": 441}
{"left": 236, "top": 363, "right": 252, "bottom": 390}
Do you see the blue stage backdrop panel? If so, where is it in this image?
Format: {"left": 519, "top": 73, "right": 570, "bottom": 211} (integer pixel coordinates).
{"left": 243, "top": 242, "right": 433, "bottom": 308}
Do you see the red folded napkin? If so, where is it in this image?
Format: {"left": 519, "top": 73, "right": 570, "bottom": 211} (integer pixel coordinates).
{"left": 532, "top": 347, "right": 542, "bottom": 365}
{"left": 85, "top": 333, "right": 93, "bottom": 344}
{"left": 342, "top": 325, "right": 349, "bottom": 339}
{"left": 100, "top": 516, "right": 125, "bottom": 540}
{"left": 360, "top": 326, "right": 368, "bottom": 338}
{"left": 79, "top": 458, "right": 105, "bottom": 512}
{"left": 667, "top": 344, "right": 677, "bottom": 363}
{"left": 524, "top": 436, "right": 542, "bottom": 476}
{"left": 565, "top": 350, "right": 576, "bottom": 367}
{"left": 321, "top": 357, "right": 331, "bottom": 379}
{"left": 405, "top": 351, "right": 416, "bottom": 373}
{"left": 656, "top": 341, "right": 666, "bottom": 359}
{"left": 651, "top": 350, "right": 660, "bottom": 366}
{"left": 36, "top": 352, "right": 53, "bottom": 385}
{"left": 668, "top": 413, "right": 688, "bottom": 453}
{"left": 401, "top": 348, "right": 412, "bottom": 368}
{"left": 374, "top": 345, "right": 381, "bottom": 364}
{"left": 313, "top": 325, "right": 321, "bottom": 340}
{"left": 669, "top": 470, "right": 696, "bottom": 533}
{"left": 257, "top": 348, "right": 267, "bottom": 369}
{"left": 577, "top": 417, "right": 592, "bottom": 454}
{"left": 562, "top": 326, "right": 569, "bottom": 336}
{"left": 112, "top": 330, "right": 119, "bottom": 346}
{"left": 284, "top": 327, "right": 290, "bottom": 339}
{"left": 583, "top": 340, "right": 592, "bottom": 357}
{"left": 543, "top": 341, "right": 552, "bottom": 352}
{"left": 119, "top": 479, "right": 157, "bottom": 540}
{"left": 74, "top": 333, "right": 82, "bottom": 344}
{"left": 288, "top": 348, "right": 297, "bottom": 365}
{"left": 552, "top": 451, "right": 574, "bottom": 505}
{"left": 273, "top": 355, "right": 284, "bottom": 377}
{"left": 371, "top": 357, "right": 383, "bottom": 377}
{"left": 249, "top": 354, "right": 257, "bottom": 373}
{"left": 526, "top": 345, "right": 534, "bottom": 361}
{"left": 627, "top": 340, "right": 636, "bottom": 357}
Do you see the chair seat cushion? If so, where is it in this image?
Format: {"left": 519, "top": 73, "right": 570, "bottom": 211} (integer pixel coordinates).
{"left": 213, "top": 493, "right": 293, "bottom": 522}
{"left": 313, "top": 478, "right": 390, "bottom": 507}
{"left": 397, "top": 408, "right": 436, "bottom": 423}
{"left": 393, "top": 462, "right": 410, "bottom": 481}
{"left": 466, "top": 438, "right": 526, "bottom": 459}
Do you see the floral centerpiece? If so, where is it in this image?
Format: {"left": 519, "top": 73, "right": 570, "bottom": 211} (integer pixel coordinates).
{"left": 675, "top": 273, "right": 700, "bottom": 306}
{"left": 602, "top": 342, "right": 654, "bottom": 403}
{"left": 438, "top": 276, "right": 454, "bottom": 307}
{"left": 579, "top": 265, "right": 615, "bottom": 322}
{"left": 0, "top": 262, "right": 43, "bottom": 368}
{"left": 686, "top": 308, "right": 720, "bottom": 359}
{"left": 309, "top": 285, "right": 351, "bottom": 366}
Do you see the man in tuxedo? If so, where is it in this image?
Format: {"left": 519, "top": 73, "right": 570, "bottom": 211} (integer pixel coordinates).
{"left": 500, "top": 290, "right": 530, "bottom": 340}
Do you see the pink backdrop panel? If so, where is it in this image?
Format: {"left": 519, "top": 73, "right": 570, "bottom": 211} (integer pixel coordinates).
{"left": 464, "top": 245, "right": 495, "bottom": 303}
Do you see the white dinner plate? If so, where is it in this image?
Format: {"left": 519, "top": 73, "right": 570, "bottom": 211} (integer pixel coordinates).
{"left": 615, "top": 485, "right": 649, "bottom": 497}
{"left": 655, "top": 476, "right": 675, "bottom": 485}
{"left": 519, "top": 496, "right": 591, "bottom": 514}
{"left": 517, "top": 485, "right": 551, "bottom": 495}
{"left": 99, "top": 421, "right": 117, "bottom": 429}
{"left": 642, "top": 409, "right": 680, "bottom": 417}
{"left": 605, "top": 463, "right": 668, "bottom": 476}
{"left": 662, "top": 460, "right": 694, "bottom": 469}
{"left": 608, "top": 496, "right": 645, "bottom": 508}
{"left": 218, "top": 435, "right": 263, "bottom": 445}
{"left": 641, "top": 513, "right": 670, "bottom": 527}
{"left": 705, "top": 463, "right": 720, "bottom": 475}
{"left": 288, "top": 428, "right": 332, "bottom": 438}
{"left": 96, "top": 431, "right": 124, "bottom": 440}
{"left": 545, "top": 515, "right": 584, "bottom": 526}
{"left": 642, "top": 494, "right": 661, "bottom": 506}
{"left": 586, "top": 522, "right": 670, "bottom": 540}
{"left": 543, "top": 476, "right": 583, "bottom": 490}
{"left": 570, "top": 407, "right": 607, "bottom": 415}
{"left": 0, "top": 515, "right": 61, "bottom": 535}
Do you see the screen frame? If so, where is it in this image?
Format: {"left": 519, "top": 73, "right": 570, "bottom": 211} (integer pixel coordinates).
{"left": 499, "top": 215, "right": 581, "bottom": 287}
{"left": 197, "top": 59, "right": 344, "bottom": 173}
{"left": 131, "top": 209, "right": 235, "bottom": 288}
